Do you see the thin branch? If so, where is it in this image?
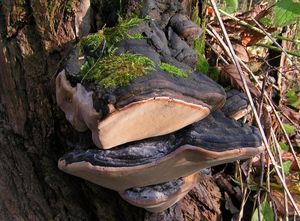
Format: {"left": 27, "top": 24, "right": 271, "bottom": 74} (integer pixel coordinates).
{"left": 237, "top": 65, "right": 300, "bottom": 173}
{"left": 256, "top": 73, "right": 268, "bottom": 221}
{"left": 280, "top": 108, "right": 300, "bottom": 130}
{"left": 257, "top": 151, "right": 265, "bottom": 221}
{"left": 209, "top": 0, "right": 300, "bottom": 216}
{"left": 271, "top": 129, "right": 289, "bottom": 221}
{"left": 251, "top": 18, "right": 300, "bottom": 72}
{"left": 215, "top": 28, "right": 300, "bottom": 172}
{"left": 237, "top": 189, "right": 251, "bottom": 221}
{"left": 255, "top": 43, "right": 300, "bottom": 58}
{"left": 205, "top": 41, "right": 229, "bottom": 64}
{"left": 270, "top": 103, "right": 300, "bottom": 171}
{"left": 219, "top": 9, "right": 300, "bottom": 44}
{"left": 208, "top": 14, "right": 300, "bottom": 173}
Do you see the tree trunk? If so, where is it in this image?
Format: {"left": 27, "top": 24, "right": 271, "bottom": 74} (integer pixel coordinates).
{"left": 0, "top": 1, "right": 221, "bottom": 220}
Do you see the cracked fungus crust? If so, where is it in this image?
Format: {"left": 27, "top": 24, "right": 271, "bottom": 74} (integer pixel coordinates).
{"left": 62, "top": 134, "right": 179, "bottom": 167}
{"left": 78, "top": 16, "right": 195, "bottom": 90}
{"left": 123, "top": 178, "right": 184, "bottom": 201}
{"left": 119, "top": 173, "right": 200, "bottom": 213}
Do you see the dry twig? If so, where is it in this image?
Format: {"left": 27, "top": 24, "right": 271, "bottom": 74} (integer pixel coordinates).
{"left": 209, "top": 0, "right": 300, "bottom": 216}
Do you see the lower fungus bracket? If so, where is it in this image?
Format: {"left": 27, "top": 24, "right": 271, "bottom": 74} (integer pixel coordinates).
{"left": 58, "top": 111, "right": 263, "bottom": 192}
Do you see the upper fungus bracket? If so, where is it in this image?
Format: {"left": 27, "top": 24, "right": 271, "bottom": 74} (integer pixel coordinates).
{"left": 55, "top": 12, "right": 227, "bottom": 149}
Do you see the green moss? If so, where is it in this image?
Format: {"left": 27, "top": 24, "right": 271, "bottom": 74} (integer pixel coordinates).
{"left": 192, "top": 0, "right": 201, "bottom": 26}
{"left": 159, "top": 62, "right": 189, "bottom": 78}
{"left": 79, "top": 31, "right": 105, "bottom": 56}
{"left": 192, "top": 0, "right": 205, "bottom": 55}
{"left": 81, "top": 53, "right": 155, "bottom": 88}
{"left": 194, "top": 22, "right": 208, "bottom": 74}
{"left": 192, "top": 0, "right": 216, "bottom": 78}
{"left": 128, "top": 32, "right": 144, "bottom": 40}
{"left": 194, "top": 36, "right": 203, "bottom": 56}
{"left": 78, "top": 16, "right": 144, "bottom": 58}
{"left": 78, "top": 16, "right": 151, "bottom": 89}
{"left": 194, "top": 16, "right": 210, "bottom": 74}
{"left": 208, "top": 66, "right": 220, "bottom": 81}
{"left": 103, "top": 16, "right": 145, "bottom": 50}
{"left": 195, "top": 54, "right": 209, "bottom": 74}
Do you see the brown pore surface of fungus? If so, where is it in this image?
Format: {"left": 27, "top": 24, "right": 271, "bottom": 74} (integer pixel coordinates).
{"left": 58, "top": 111, "right": 264, "bottom": 191}
{"left": 98, "top": 97, "right": 210, "bottom": 149}
{"left": 58, "top": 144, "right": 263, "bottom": 191}
{"left": 119, "top": 173, "right": 201, "bottom": 213}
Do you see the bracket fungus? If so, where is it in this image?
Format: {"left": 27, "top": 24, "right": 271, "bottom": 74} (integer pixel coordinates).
{"left": 58, "top": 111, "right": 263, "bottom": 191}
{"left": 119, "top": 173, "right": 201, "bottom": 213}
{"left": 56, "top": 66, "right": 226, "bottom": 149}
{"left": 169, "top": 14, "right": 202, "bottom": 42}
{"left": 56, "top": 0, "right": 263, "bottom": 213}
{"left": 221, "top": 89, "right": 251, "bottom": 120}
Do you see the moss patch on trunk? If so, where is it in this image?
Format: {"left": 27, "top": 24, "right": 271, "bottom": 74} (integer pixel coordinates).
{"left": 80, "top": 53, "right": 155, "bottom": 88}
{"left": 79, "top": 16, "right": 190, "bottom": 89}
{"left": 79, "top": 16, "right": 144, "bottom": 57}
{"left": 79, "top": 17, "right": 151, "bottom": 89}
{"left": 159, "top": 63, "right": 189, "bottom": 78}
{"left": 79, "top": 31, "right": 105, "bottom": 57}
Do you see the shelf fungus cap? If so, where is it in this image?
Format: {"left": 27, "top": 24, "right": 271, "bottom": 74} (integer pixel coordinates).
{"left": 56, "top": 70, "right": 102, "bottom": 147}
{"left": 57, "top": 69, "right": 226, "bottom": 149}
{"left": 169, "top": 14, "right": 202, "bottom": 41}
{"left": 58, "top": 111, "right": 264, "bottom": 191}
{"left": 119, "top": 173, "right": 200, "bottom": 213}
{"left": 221, "top": 89, "right": 251, "bottom": 120}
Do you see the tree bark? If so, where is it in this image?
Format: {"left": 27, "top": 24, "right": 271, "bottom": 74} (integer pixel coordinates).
{"left": 0, "top": 1, "right": 222, "bottom": 220}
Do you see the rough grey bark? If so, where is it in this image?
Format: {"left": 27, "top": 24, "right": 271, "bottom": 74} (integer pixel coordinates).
{"left": 0, "top": 0, "right": 222, "bottom": 220}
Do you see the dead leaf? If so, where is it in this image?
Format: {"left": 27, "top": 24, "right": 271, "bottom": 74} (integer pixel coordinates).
{"left": 280, "top": 106, "right": 300, "bottom": 126}
{"left": 261, "top": 104, "right": 272, "bottom": 141}
{"left": 233, "top": 44, "right": 249, "bottom": 62}
{"left": 240, "top": 30, "right": 265, "bottom": 47}
{"left": 271, "top": 190, "right": 300, "bottom": 217}
{"left": 221, "top": 2, "right": 269, "bottom": 23}
{"left": 206, "top": 6, "right": 214, "bottom": 18}
{"left": 281, "top": 152, "right": 300, "bottom": 171}
{"left": 214, "top": 173, "right": 242, "bottom": 202}
{"left": 238, "top": 3, "right": 269, "bottom": 22}
{"left": 212, "top": 2, "right": 270, "bottom": 38}
{"left": 220, "top": 64, "right": 261, "bottom": 98}
{"left": 224, "top": 192, "right": 239, "bottom": 214}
